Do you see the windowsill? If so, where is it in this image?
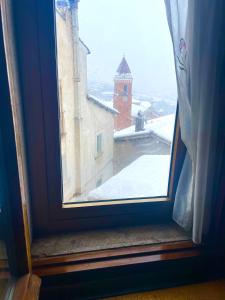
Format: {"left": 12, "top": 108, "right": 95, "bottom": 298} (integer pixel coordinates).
{"left": 95, "top": 151, "right": 103, "bottom": 160}
{"left": 31, "top": 222, "right": 199, "bottom": 278}
{"left": 32, "top": 222, "right": 191, "bottom": 258}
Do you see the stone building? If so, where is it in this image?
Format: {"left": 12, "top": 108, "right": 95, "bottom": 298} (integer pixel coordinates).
{"left": 56, "top": 1, "right": 116, "bottom": 202}
{"left": 113, "top": 114, "right": 174, "bottom": 175}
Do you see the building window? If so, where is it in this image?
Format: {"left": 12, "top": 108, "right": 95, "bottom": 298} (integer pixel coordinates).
{"left": 96, "top": 133, "right": 103, "bottom": 156}
{"left": 123, "top": 84, "right": 128, "bottom": 95}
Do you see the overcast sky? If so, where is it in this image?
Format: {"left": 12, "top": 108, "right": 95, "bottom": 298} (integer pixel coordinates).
{"left": 78, "top": 0, "right": 177, "bottom": 100}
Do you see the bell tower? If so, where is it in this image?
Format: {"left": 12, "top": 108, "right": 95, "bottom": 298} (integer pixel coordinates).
{"left": 113, "top": 57, "right": 133, "bottom": 130}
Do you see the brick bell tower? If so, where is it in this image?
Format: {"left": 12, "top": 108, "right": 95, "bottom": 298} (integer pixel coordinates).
{"left": 113, "top": 56, "right": 133, "bottom": 130}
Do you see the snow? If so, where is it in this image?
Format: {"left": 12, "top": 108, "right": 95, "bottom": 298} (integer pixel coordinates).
{"left": 92, "top": 98, "right": 151, "bottom": 118}
{"left": 114, "top": 114, "right": 175, "bottom": 143}
{"left": 88, "top": 155, "right": 170, "bottom": 201}
{"left": 102, "top": 91, "right": 114, "bottom": 95}
{"left": 101, "top": 100, "right": 114, "bottom": 109}
{"left": 149, "top": 114, "right": 175, "bottom": 142}
{"left": 87, "top": 95, "right": 118, "bottom": 114}
{"left": 131, "top": 98, "right": 151, "bottom": 117}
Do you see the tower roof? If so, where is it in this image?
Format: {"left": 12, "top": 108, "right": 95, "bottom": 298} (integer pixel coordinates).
{"left": 116, "top": 57, "right": 131, "bottom": 75}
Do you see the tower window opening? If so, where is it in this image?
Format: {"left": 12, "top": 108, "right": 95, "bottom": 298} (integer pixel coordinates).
{"left": 123, "top": 85, "right": 128, "bottom": 95}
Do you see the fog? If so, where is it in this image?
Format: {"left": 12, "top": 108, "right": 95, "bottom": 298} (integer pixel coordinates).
{"left": 78, "top": 0, "right": 177, "bottom": 100}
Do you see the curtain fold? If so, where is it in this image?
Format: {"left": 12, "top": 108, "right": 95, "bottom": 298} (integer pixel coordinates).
{"left": 164, "top": 0, "right": 225, "bottom": 243}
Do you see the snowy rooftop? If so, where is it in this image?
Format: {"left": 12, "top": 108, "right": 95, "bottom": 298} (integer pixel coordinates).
{"left": 88, "top": 155, "right": 170, "bottom": 201}
{"left": 114, "top": 114, "right": 175, "bottom": 143}
{"left": 131, "top": 98, "right": 151, "bottom": 117}
{"left": 99, "top": 99, "right": 151, "bottom": 118}
{"left": 87, "top": 95, "right": 118, "bottom": 115}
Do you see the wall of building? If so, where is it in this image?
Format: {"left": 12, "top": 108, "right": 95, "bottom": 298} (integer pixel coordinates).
{"left": 79, "top": 101, "right": 114, "bottom": 197}
{"left": 78, "top": 41, "right": 114, "bottom": 196}
{"left": 56, "top": 9, "right": 78, "bottom": 201}
{"left": 56, "top": 7, "right": 114, "bottom": 202}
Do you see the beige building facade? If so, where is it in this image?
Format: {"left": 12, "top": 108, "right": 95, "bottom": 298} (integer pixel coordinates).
{"left": 56, "top": 3, "right": 115, "bottom": 202}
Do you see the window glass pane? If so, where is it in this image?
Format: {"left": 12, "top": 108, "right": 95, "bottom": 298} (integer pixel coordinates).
{"left": 55, "top": 0, "right": 177, "bottom": 203}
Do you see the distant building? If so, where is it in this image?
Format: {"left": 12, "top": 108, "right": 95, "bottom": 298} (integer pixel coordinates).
{"left": 113, "top": 57, "right": 133, "bottom": 130}
{"left": 113, "top": 115, "right": 175, "bottom": 174}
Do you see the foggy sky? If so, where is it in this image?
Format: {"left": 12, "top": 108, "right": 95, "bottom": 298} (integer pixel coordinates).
{"left": 78, "top": 0, "right": 177, "bottom": 100}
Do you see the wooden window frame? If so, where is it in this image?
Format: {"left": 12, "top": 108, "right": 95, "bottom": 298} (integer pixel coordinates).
{"left": 0, "top": 2, "right": 30, "bottom": 276}
{"left": 12, "top": 0, "right": 186, "bottom": 236}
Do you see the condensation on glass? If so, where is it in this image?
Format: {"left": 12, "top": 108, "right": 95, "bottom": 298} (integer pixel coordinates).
{"left": 55, "top": 0, "right": 178, "bottom": 203}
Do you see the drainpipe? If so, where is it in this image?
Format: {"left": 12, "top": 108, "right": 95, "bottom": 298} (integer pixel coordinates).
{"left": 70, "top": 0, "right": 82, "bottom": 194}
{"left": 70, "top": 0, "right": 81, "bottom": 119}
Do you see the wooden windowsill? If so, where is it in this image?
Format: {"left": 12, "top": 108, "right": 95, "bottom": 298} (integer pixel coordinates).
{"left": 31, "top": 223, "right": 197, "bottom": 277}
{"left": 33, "top": 245, "right": 199, "bottom": 277}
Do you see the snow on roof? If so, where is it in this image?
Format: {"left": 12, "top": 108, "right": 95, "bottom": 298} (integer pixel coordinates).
{"left": 87, "top": 95, "right": 118, "bottom": 115}
{"left": 96, "top": 98, "right": 151, "bottom": 118}
{"left": 149, "top": 114, "right": 175, "bottom": 142}
{"left": 88, "top": 155, "right": 170, "bottom": 201}
{"left": 131, "top": 99, "right": 151, "bottom": 117}
{"left": 114, "top": 114, "right": 175, "bottom": 143}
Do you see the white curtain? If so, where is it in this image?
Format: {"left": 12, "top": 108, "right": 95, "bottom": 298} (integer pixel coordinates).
{"left": 164, "top": 0, "right": 225, "bottom": 243}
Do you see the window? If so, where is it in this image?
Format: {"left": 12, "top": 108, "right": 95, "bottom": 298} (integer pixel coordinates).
{"left": 123, "top": 84, "right": 128, "bottom": 96}
{"left": 5, "top": 0, "right": 225, "bottom": 288}
{"left": 55, "top": 0, "right": 178, "bottom": 203}
{"left": 17, "top": 0, "right": 184, "bottom": 234}
{"left": 96, "top": 133, "right": 103, "bottom": 156}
